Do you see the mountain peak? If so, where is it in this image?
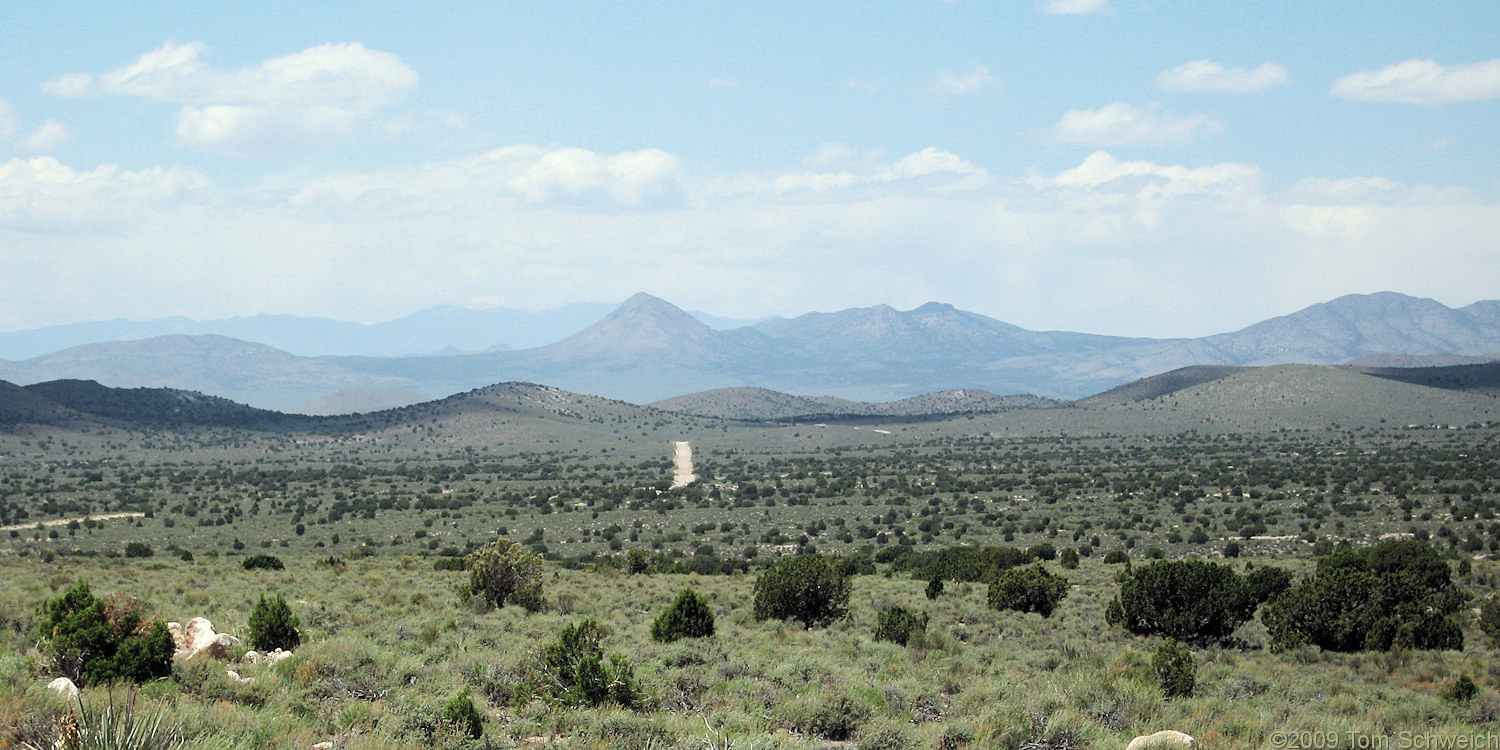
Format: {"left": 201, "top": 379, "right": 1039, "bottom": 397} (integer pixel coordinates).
{"left": 540, "top": 292, "right": 720, "bottom": 360}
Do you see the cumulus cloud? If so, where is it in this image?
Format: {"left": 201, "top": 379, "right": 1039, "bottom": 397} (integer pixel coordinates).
{"left": 0, "top": 156, "right": 207, "bottom": 228}
{"left": 289, "top": 145, "right": 682, "bottom": 211}
{"left": 1330, "top": 58, "right": 1500, "bottom": 105}
{"left": 42, "top": 41, "right": 418, "bottom": 155}
{"left": 1156, "top": 61, "right": 1288, "bottom": 93}
{"left": 1040, "top": 0, "right": 1109, "bottom": 15}
{"left": 773, "top": 147, "right": 990, "bottom": 194}
{"left": 1049, "top": 102, "right": 1223, "bottom": 146}
{"left": 19, "top": 122, "right": 74, "bottom": 152}
{"left": 1042, "top": 150, "right": 1259, "bottom": 196}
{"left": 932, "top": 64, "right": 994, "bottom": 97}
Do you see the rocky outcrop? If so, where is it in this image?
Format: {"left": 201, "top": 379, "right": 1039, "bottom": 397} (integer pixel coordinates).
{"left": 167, "top": 617, "right": 241, "bottom": 660}
{"left": 244, "top": 648, "right": 294, "bottom": 665}
{"left": 46, "top": 676, "right": 80, "bottom": 699}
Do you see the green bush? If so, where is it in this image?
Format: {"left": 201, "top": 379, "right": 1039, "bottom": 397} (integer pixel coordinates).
{"left": 1479, "top": 598, "right": 1500, "bottom": 646}
{"left": 1151, "top": 639, "right": 1195, "bottom": 698}
{"left": 1059, "top": 548, "right": 1080, "bottom": 570}
{"left": 431, "top": 557, "right": 467, "bottom": 571}
{"left": 540, "top": 619, "right": 642, "bottom": 709}
{"left": 782, "top": 692, "right": 873, "bottom": 741}
{"left": 37, "top": 582, "right": 174, "bottom": 688}
{"left": 987, "top": 564, "right": 1069, "bottom": 617}
{"left": 753, "top": 554, "right": 851, "bottom": 628}
{"left": 1103, "top": 550, "right": 1129, "bottom": 564}
{"left": 872, "top": 606, "right": 928, "bottom": 646}
{"left": 1443, "top": 675, "right": 1479, "bottom": 703}
{"left": 246, "top": 593, "right": 301, "bottom": 652}
{"left": 462, "top": 536, "right": 543, "bottom": 610}
{"left": 441, "top": 688, "right": 484, "bottom": 738}
{"left": 856, "top": 719, "right": 917, "bottom": 750}
{"left": 1027, "top": 543, "right": 1057, "bottom": 561}
{"left": 925, "top": 576, "right": 944, "bottom": 600}
{"left": 1263, "top": 540, "right": 1466, "bottom": 652}
{"left": 241, "top": 554, "right": 284, "bottom": 571}
{"left": 124, "top": 542, "right": 153, "bottom": 559}
{"left": 1246, "top": 565, "right": 1293, "bottom": 604}
{"left": 1106, "top": 560, "right": 1256, "bottom": 644}
{"left": 651, "top": 588, "right": 715, "bottom": 643}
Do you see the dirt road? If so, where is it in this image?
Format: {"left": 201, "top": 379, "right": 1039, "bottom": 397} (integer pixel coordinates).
{"left": 0, "top": 512, "right": 145, "bottom": 532}
{"left": 671, "top": 441, "right": 696, "bottom": 489}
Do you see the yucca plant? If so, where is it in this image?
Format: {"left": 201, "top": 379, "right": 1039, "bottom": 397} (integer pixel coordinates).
{"left": 27, "top": 693, "right": 184, "bottom": 750}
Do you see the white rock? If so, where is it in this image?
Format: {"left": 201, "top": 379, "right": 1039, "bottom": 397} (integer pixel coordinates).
{"left": 46, "top": 677, "right": 79, "bottom": 699}
{"left": 1126, "top": 730, "right": 1197, "bottom": 750}
{"left": 169, "top": 617, "right": 240, "bottom": 660}
{"left": 312, "top": 743, "right": 335, "bottom": 749}
{"left": 225, "top": 670, "right": 255, "bottom": 685}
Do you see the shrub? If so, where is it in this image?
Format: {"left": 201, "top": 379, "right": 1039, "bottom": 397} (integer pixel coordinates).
{"left": 1479, "top": 598, "right": 1500, "bottom": 646}
{"left": 1444, "top": 675, "right": 1479, "bottom": 703}
{"left": 241, "top": 554, "right": 284, "bottom": 571}
{"left": 753, "top": 554, "right": 851, "bottom": 628}
{"left": 1059, "top": 548, "right": 1080, "bottom": 570}
{"left": 124, "top": 542, "right": 153, "bottom": 559}
{"left": 1263, "top": 540, "right": 1467, "bottom": 652}
{"left": 462, "top": 536, "right": 543, "bottom": 610}
{"left": 1246, "top": 565, "right": 1293, "bottom": 604}
{"left": 1027, "top": 543, "right": 1057, "bottom": 561}
{"left": 432, "top": 557, "right": 467, "bottom": 571}
{"left": 1103, "top": 550, "right": 1129, "bottom": 564}
{"left": 37, "top": 582, "right": 174, "bottom": 688}
{"left": 541, "top": 619, "right": 642, "bottom": 709}
{"left": 872, "top": 606, "right": 928, "bottom": 646}
{"left": 1224, "top": 541, "right": 1242, "bottom": 558}
{"left": 925, "top": 576, "right": 944, "bottom": 600}
{"left": 783, "top": 692, "right": 873, "bottom": 741}
{"left": 987, "top": 564, "right": 1069, "bottom": 617}
{"left": 856, "top": 719, "right": 917, "bottom": 750}
{"left": 1151, "top": 639, "right": 1195, "bottom": 698}
{"left": 246, "top": 593, "right": 301, "bottom": 652}
{"left": 441, "top": 688, "right": 484, "bottom": 738}
{"left": 1106, "top": 560, "right": 1256, "bottom": 644}
{"left": 651, "top": 588, "right": 715, "bottom": 643}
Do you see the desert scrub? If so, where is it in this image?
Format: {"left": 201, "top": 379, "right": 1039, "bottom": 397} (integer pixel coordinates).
{"left": 987, "top": 564, "right": 1069, "bottom": 617}
{"left": 1150, "top": 639, "right": 1195, "bottom": 698}
{"left": 753, "top": 554, "right": 851, "bottom": 628}
{"left": 462, "top": 537, "right": 544, "bottom": 610}
{"left": 780, "top": 690, "right": 875, "bottom": 741}
{"left": 245, "top": 593, "right": 301, "bottom": 652}
{"left": 1106, "top": 560, "right": 1256, "bottom": 644}
{"left": 872, "top": 606, "right": 927, "bottom": 646}
{"left": 651, "top": 588, "right": 715, "bottom": 643}
{"left": 36, "top": 582, "right": 174, "bottom": 688}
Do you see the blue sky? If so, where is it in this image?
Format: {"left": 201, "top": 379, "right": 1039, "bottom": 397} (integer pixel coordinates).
{"left": 2, "top": 0, "right": 1498, "bottom": 337}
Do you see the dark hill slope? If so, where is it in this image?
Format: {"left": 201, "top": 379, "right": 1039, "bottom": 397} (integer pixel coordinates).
{"left": 23, "top": 380, "right": 306, "bottom": 427}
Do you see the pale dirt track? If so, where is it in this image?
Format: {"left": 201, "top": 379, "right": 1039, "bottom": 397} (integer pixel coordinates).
{"left": 671, "top": 441, "right": 696, "bottom": 489}
{"left": 0, "top": 512, "right": 145, "bottom": 532}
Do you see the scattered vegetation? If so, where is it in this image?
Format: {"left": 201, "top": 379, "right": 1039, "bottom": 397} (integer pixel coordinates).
{"left": 245, "top": 593, "right": 300, "bottom": 652}
{"left": 36, "top": 583, "right": 174, "bottom": 689}
{"left": 461, "top": 537, "right": 543, "bottom": 610}
{"left": 986, "top": 564, "right": 1069, "bottom": 617}
{"left": 650, "top": 588, "right": 715, "bottom": 643}
{"left": 872, "top": 605, "right": 927, "bottom": 646}
{"left": 1106, "top": 560, "right": 1256, "bottom": 644}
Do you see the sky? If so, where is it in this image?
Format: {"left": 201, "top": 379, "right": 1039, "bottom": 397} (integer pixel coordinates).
{"left": 1, "top": 0, "right": 1498, "bottom": 338}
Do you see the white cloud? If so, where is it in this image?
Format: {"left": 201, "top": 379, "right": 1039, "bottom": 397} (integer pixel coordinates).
{"left": 773, "top": 147, "right": 990, "bottom": 194}
{"left": 1156, "top": 61, "right": 1288, "bottom": 93}
{"left": 19, "top": 121, "right": 74, "bottom": 152}
{"left": 1049, "top": 102, "right": 1223, "bottom": 146}
{"left": 42, "top": 41, "right": 419, "bottom": 155}
{"left": 703, "top": 77, "right": 740, "bottom": 89}
{"left": 932, "top": 64, "right": 994, "bottom": 97}
{"left": 1330, "top": 58, "right": 1500, "bottom": 105}
{"left": 0, "top": 156, "right": 207, "bottom": 228}
{"left": 289, "top": 145, "right": 682, "bottom": 210}
{"left": 1043, "top": 150, "right": 1259, "bottom": 196}
{"left": 1041, "top": 0, "right": 1109, "bottom": 15}
{"left": 0, "top": 99, "right": 18, "bottom": 140}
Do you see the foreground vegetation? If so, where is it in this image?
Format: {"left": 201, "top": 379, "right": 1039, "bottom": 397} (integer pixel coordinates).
{"left": 3, "top": 549, "right": 1499, "bottom": 750}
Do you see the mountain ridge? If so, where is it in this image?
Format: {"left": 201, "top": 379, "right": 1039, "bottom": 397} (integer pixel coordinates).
{"left": 4, "top": 291, "right": 1500, "bottom": 410}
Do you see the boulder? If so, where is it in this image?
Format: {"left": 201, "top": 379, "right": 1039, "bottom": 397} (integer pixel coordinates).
{"left": 167, "top": 617, "right": 241, "bottom": 660}
{"left": 1126, "top": 731, "right": 1197, "bottom": 750}
{"left": 226, "top": 670, "right": 254, "bottom": 685}
{"left": 244, "top": 648, "right": 294, "bottom": 665}
{"left": 47, "top": 676, "right": 80, "bottom": 699}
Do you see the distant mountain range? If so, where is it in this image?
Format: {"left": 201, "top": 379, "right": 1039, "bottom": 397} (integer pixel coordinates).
{"left": 0, "top": 291, "right": 1496, "bottom": 412}
{"left": 0, "top": 302, "right": 761, "bottom": 360}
